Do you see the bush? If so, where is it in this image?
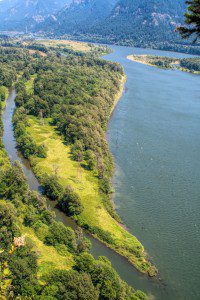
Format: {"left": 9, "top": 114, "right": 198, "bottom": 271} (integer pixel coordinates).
{"left": 9, "top": 244, "right": 39, "bottom": 297}
{"left": 33, "top": 221, "right": 49, "bottom": 241}
{"left": 91, "top": 226, "right": 115, "bottom": 245}
{"left": 58, "top": 186, "right": 83, "bottom": 216}
{"left": 41, "top": 269, "right": 99, "bottom": 299}
{"left": 42, "top": 175, "right": 64, "bottom": 201}
{"left": 45, "top": 221, "right": 76, "bottom": 253}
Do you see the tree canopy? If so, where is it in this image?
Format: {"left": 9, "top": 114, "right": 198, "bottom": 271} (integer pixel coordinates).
{"left": 178, "top": 0, "right": 200, "bottom": 41}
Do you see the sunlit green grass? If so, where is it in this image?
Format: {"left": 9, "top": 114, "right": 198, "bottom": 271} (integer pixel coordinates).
{"left": 26, "top": 116, "right": 155, "bottom": 275}
{"left": 25, "top": 74, "right": 37, "bottom": 95}
{"left": 21, "top": 227, "right": 74, "bottom": 277}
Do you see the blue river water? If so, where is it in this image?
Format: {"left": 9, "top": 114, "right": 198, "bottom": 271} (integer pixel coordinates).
{"left": 104, "top": 46, "right": 200, "bottom": 300}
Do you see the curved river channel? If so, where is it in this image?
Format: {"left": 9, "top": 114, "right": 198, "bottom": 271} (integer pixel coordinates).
{"left": 2, "top": 45, "right": 200, "bottom": 300}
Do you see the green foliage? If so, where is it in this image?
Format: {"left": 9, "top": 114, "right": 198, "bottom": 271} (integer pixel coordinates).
{"left": 41, "top": 174, "right": 64, "bottom": 201}
{"left": 45, "top": 221, "right": 76, "bottom": 253}
{"left": 41, "top": 269, "right": 99, "bottom": 299}
{"left": 33, "top": 220, "right": 49, "bottom": 241}
{"left": 13, "top": 107, "right": 47, "bottom": 159}
{"left": 178, "top": 0, "right": 200, "bottom": 41}
{"left": 90, "top": 226, "right": 115, "bottom": 245}
{"left": 0, "top": 162, "right": 28, "bottom": 199}
{"left": 58, "top": 186, "right": 83, "bottom": 216}
{"left": 9, "top": 244, "right": 40, "bottom": 297}
{"left": 74, "top": 254, "right": 147, "bottom": 300}
{"left": 180, "top": 57, "right": 200, "bottom": 71}
{"left": 0, "top": 202, "right": 20, "bottom": 249}
{"left": 75, "top": 227, "right": 91, "bottom": 254}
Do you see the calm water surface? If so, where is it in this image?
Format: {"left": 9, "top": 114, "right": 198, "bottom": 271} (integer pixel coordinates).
{"left": 104, "top": 46, "right": 200, "bottom": 300}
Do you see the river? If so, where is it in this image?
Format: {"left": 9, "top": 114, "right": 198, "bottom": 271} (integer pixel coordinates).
{"left": 2, "top": 45, "right": 200, "bottom": 300}
{"left": 104, "top": 45, "right": 200, "bottom": 300}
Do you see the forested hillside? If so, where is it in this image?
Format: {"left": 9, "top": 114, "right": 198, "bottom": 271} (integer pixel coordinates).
{"left": 0, "top": 0, "right": 199, "bottom": 54}
{"left": 91, "top": 0, "right": 186, "bottom": 44}
{"left": 39, "top": 0, "right": 200, "bottom": 54}
{"left": 40, "top": 0, "right": 118, "bottom": 34}
{"left": 0, "top": 46, "right": 148, "bottom": 299}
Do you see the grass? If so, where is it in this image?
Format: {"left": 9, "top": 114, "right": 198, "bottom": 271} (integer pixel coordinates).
{"left": 22, "top": 227, "right": 74, "bottom": 277}
{"left": 25, "top": 74, "right": 37, "bottom": 94}
{"left": 26, "top": 116, "right": 156, "bottom": 276}
{"left": 17, "top": 70, "right": 156, "bottom": 276}
{"left": 36, "top": 39, "right": 92, "bottom": 52}
{"left": 28, "top": 49, "right": 47, "bottom": 57}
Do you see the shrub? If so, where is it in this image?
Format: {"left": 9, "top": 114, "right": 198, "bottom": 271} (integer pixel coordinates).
{"left": 58, "top": 186, "right": 83, "bottom": 216}
{"left": 42, "top": 175, "right": 64, "bottom": 201}
{"left": 45, "top": 221, "right": 76, "bottom": 253}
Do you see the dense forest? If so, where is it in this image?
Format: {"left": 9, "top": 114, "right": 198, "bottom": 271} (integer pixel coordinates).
{"left": 0, "top": 47, "right": 147, "bottom": 299}
{"left": 14, "top": 51, "right": 124, "bottom": 192}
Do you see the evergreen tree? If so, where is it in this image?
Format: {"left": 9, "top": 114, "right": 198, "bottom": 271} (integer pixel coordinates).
{"left": 178, "top": 0, "right": 200, "bottom": 41}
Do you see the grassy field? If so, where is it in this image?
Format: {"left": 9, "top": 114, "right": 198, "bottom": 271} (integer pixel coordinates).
{"left": 36, "top": 39, "right": 93, "bottom": 52}
{"left": 21, "top": 227, "right": 74, "bottom": 277}
{"left": 26, "top": 116, "right": 155, "bottom": 275}
{"left": 25, "top": 74, "right": 37, "bottom": 94}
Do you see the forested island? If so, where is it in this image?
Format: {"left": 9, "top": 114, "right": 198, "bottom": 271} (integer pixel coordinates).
{"left": 127, "top": 55, "right": 200, "bottom": 74}
{"left": 0, "top": 41, "right": 155, "bottom": 298}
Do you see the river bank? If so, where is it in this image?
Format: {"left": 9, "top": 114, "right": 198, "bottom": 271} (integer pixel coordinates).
{"left": 10, "top": 43, "right": 157, "bottom": 277}
{"left": 127, "top": 54, "right": 200, "bottom": 74}
{"left": 15, "top": 69, "right": 156, "bottom": 276}
{"left": 104, "top": 44, "right": 200, "bottom": 300}
{"left": 110, "top": 74, "right": 126, "bottom": 115}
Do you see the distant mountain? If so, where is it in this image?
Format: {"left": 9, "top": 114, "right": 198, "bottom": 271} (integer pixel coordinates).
{"left": 94, "top": 0, "right": 187, "bottom": 44}
{"left": 40, "top": 0, "right": 187, "bottom": 46}
{"left": 40, "top": 0, "right": 118, "bottom": 34}
{"left": 0, "top": 0, "right": 72, "bottom": 31}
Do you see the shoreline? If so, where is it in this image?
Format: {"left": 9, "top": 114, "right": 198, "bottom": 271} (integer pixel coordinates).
{"left": 12, "top": 56, "right": 157, "bottom": 277}
{"left": 108, "top": 74, "right": 129, "bottom": 233}
{"left": 127, "top": 55, "right": 156, "bottom": 68}
{"left": 127, "top": 54, "right": 200, "bottom": 74}
{"left": 110, "top": 74, "right": 126, "bottom": 116}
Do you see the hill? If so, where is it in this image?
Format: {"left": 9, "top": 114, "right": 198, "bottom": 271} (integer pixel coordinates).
{"left": 40, "top": 0, "right": 118, "bottom": 34}
{"left": 0, "top": 0, "right": 71, "bottom": 31}
{"left": 90, "top": 0, "right": 187, "bottom": 44}
{"left": 38, "top": 0, "right": 197, "bottom": 52}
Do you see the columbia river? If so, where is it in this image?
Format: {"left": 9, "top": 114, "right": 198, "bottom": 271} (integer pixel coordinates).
{"left": 105, "top": 46, "right": 200, "bottom": 300}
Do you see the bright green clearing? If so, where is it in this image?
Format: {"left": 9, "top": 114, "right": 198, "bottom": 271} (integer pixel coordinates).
{"left": 26, "top": 116, "right": 154, "bottom": 275}
{"left": 21, "top": 227, "right": 74, "bottom": 277}
{"left": 25, "top": 74, "right": 37, "bottom": 94}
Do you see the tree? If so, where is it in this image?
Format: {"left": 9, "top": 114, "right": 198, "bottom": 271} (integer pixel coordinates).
{"left": 41, "top": 270, "right": 99, "bottom": 299}
{"left": 58, "top": 186, "right": 83, "bottom": 216}
{"left": 178, "top": 0, "right": 200, "bottom": 41}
